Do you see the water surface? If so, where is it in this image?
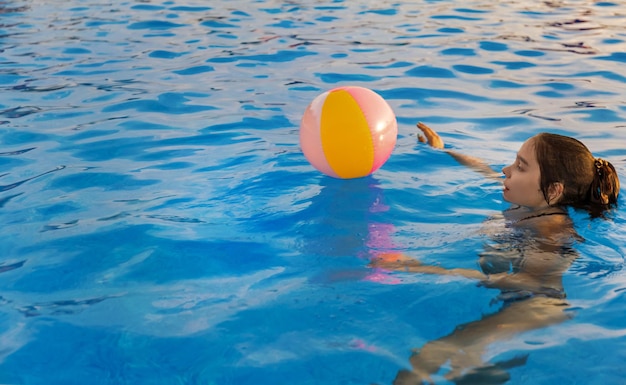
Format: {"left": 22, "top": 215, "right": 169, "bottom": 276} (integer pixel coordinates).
{"left": 0, "top": 1, "right": 625, "bottom": 384}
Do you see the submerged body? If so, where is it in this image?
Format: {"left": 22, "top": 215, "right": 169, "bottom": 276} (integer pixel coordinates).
{"left": 371, "top": 123, "right": 619, "bottom": 384}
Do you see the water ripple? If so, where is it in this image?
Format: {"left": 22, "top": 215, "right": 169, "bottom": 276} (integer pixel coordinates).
{"left": 0, "top": 166, "right": 65, "bottom": 192}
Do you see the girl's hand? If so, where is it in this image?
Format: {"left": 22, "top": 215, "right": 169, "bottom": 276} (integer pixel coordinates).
{"left": 417, "top": 122, "right": 445, "bottom": 149}
{"left": 368, "top": 252, "right": 422, "bottom": 269}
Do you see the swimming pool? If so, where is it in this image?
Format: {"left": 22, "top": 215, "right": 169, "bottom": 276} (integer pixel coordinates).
{"left": 0, "top": 0, "right": 625, "bottom": 383}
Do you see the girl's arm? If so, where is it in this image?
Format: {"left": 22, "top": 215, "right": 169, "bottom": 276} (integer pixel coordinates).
{"left": 369, "top": 250, "right": 571, "bottom": 294}
{"left": 369, "top": 253, "right": 486, "bottom": 280}
{"left": 417, "top": 122, "right": 501, "bottom": 180}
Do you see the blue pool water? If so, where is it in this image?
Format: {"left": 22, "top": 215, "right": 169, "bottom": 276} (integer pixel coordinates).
{"left": 1, "top": 0, "right": 625, "bottom": 384}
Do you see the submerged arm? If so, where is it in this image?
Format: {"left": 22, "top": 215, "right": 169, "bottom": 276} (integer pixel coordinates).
{"left": 417, "top": 122, "right": 501, "bottom": 180}
{"left": 369, "top": 250, "right": 573, "bottom": 294}
{"left": 369, "top": 253, "right": 486, "bottom": 280}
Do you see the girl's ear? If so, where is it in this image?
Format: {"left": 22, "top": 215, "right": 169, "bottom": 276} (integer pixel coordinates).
{"left": 548, "top": 182, "right": 564, "bottom": 205}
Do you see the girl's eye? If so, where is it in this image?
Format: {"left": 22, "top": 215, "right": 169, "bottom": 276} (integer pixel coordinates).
{"left": 517, "top": 162, "right": 523, "bottom": 170}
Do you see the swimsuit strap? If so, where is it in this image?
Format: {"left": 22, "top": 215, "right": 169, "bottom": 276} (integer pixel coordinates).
{"left": 516, "top": 211, "right": 568, "bottom": 223}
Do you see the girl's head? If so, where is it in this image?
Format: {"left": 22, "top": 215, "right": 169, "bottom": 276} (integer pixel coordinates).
{"left": 502, "top": 133, "right": 620, "bottom": 209}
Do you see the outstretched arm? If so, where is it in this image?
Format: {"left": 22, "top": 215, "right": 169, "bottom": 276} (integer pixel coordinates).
{"left": 369, "top": 250, "right": 572, "bottom": 295}
{"left": 417, "top": 122, "right": 501, "bottom": 180}
{"left": 369, "top": 253, "right": 486, "bottom": 281}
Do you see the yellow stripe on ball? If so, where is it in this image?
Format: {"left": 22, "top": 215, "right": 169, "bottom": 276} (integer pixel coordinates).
{"left": 320, "top": 89, "right": 374, "bottom": 179}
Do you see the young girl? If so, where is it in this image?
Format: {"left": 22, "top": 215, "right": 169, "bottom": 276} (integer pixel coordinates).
{"left": 370, "top": 123, "right": 620, "bottom": 384}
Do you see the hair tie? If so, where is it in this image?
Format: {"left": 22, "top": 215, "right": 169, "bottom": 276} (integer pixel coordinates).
{"left": 594, "top": 158, "right": 606, "bottom": 177}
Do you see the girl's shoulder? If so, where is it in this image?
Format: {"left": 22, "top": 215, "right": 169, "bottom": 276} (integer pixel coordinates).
{"left": 501, "top": 205, "right": 578, "bottom": 244}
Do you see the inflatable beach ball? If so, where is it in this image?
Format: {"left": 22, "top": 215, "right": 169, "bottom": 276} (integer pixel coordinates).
{"left": 299, "top": 86, "right": 397, "bottom": 179}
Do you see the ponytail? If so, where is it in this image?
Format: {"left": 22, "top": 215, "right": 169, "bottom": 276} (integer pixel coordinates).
{"left": 589, "top": 158, "right": 620, "bottom": 205}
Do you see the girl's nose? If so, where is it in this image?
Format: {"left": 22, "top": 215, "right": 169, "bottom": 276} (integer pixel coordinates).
{"left": 502, "top": 165, "right": 510, "bottom": 177}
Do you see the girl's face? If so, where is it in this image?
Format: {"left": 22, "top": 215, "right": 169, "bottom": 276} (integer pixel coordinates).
{"left": 502, "top": 137, "right": 549, "bottom": 209}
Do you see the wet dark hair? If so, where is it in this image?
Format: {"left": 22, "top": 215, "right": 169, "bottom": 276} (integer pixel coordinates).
{"left": 533, "top": 133, "right": 620, "bottom": 209}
